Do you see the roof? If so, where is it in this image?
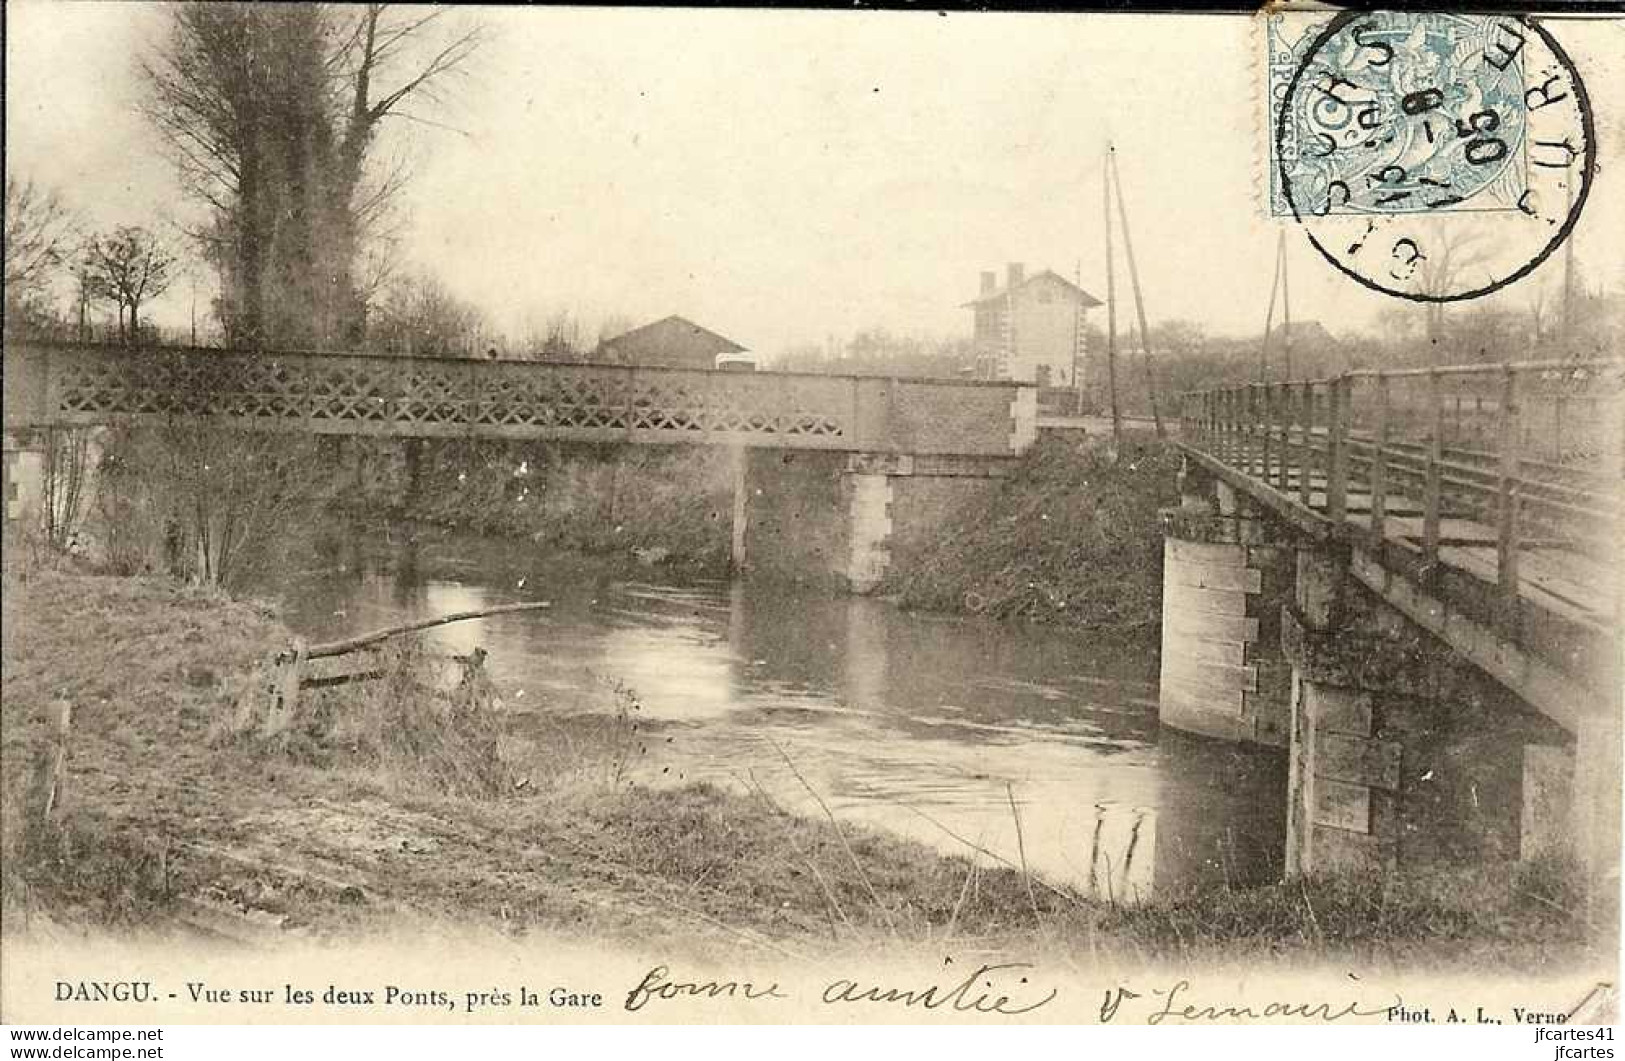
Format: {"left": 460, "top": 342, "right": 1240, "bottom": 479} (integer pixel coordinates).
{"left": 963, "top": 269, "right": 1104, "bottom": 310}
{"left": 598, "top": 315, "right": 747, "bottom": 356}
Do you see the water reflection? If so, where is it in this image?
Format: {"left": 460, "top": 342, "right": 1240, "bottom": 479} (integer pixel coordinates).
{"left": 278, "top": 524, "right": 1285, "bottom": 899}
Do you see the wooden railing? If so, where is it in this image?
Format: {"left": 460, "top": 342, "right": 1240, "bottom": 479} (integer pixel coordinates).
{"left": 1180, "top": 359, "right": 1625, "bottom": 620}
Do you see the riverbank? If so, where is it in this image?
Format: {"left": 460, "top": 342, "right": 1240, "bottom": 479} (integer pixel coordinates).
{"left": 2, "top": 563, "right": 1606, "bottom": 972}
{"left": 357, "top": 440, "right": 736, "bottom": 576}
{"left": 883, "top": 433, "right": 1180, "bottom": 628}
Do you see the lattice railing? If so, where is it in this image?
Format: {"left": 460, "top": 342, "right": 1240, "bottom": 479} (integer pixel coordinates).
{"left": 4, "top": 342, "right": 1033, "bottom": 458}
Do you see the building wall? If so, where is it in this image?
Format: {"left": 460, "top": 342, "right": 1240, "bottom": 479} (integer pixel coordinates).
{"left": 1011, "top": 280, "right": 1086, "bottom": 386}
{"left": 969, "top": 275, "right": 1088, "bottom": 386}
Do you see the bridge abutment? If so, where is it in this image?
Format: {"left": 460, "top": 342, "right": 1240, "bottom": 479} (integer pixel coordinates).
{"left": 1157, "top": 462, "right": 1293, "bottom": 747}
{"left": 1163, "top": 456, "right": 1600, "bottom": 885}
{"left": 1281, "top": 544, "right": 1574, "bottom": 877}
{"left": 2, "top": 431, "right": 46, "bottom": 530}
{"left": 737, "top": 450, "right": 1004, "bottom": 594}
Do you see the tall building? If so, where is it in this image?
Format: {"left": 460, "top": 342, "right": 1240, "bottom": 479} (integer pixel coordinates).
{"left": 964, "top": 263, "right": 1102, "bottom": 386}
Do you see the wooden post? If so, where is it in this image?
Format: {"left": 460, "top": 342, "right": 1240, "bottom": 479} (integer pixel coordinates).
{"left": 1276, "top": 385, "right": 1291, "bottom": 491}
{"left": 261, "top": 642, "right": 307, "bottom": 739}
{"left": 1299, "top": 382, "right": 1314, "bottom": 507}
{"left": 1222, "top": 383, "right": 1235, "bottom": 461}
{"left": 1246, "top": 385, "right": 1258, "bottom": 474}
{"left": 1496, "top": 367, "right": 1522, "bottom": 605}
{"left": 455, "top": 646, "right": 495, "bottom": 714}
{"left": 31, "top": 700, "right": 73, "bottom": 828}
{"left": 1424, "top": 371, "right": 1444, "bottom": 573}
{"left": 1370, "top": 374, "right": 1390, "bottom": 542}
{"left": 1259, "top": 384, "right": 1273, "bottom": 485}
{"left": 1327, "top": 377, "right": 1349, "bottom": 524}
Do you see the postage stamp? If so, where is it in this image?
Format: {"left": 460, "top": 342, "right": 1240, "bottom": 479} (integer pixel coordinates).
{"left": 1267, "top": 10, "right": 1595, "bottom": 302}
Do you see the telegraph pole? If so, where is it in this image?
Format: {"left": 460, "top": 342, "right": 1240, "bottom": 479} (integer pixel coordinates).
{"left": 1103, "top": 146, "right": 1122, "bottom": 450}
{"left": 1280, "top": 229, "right": 1293, "bottom": 380}
{"left": 1108, "top": 145, "right": 1165, "bottom": 439}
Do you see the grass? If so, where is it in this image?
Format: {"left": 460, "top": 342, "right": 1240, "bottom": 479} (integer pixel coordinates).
{"left": 1, "top": 558, "right": 1610, "bottom": 973}
{"left": 369, "top": 440, "right": 736, "bottom": 573}
{"left": 221, "top": 638, "right": 517, "bottom": 799}
{"left": 883, "top": 433, "right": 1181, "bottom": 627}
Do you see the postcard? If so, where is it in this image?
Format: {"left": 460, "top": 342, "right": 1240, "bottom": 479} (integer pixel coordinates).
{"left": 2, "top": 3, "right": 1619, "bottom": 1035}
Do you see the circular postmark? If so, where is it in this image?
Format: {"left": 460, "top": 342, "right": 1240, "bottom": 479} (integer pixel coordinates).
{"left": 1276, "top": 12, "right": 1594, "bottom": 303}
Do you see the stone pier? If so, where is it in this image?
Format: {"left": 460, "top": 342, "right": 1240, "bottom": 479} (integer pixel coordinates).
{"left": 736, "top": 449, "right": 1006, "bottom": 593}
{"left": 1281, "top": 544, "right": 1572, "bottom": 874}
{"left": 3, "top": 431, "right": 45, "bottom": 530}
{"left": 1157, "top": 464, "right": 1293, "bottom": 747}
{"left": 1161, "top": 456, "right": 1592, "bottom": 881}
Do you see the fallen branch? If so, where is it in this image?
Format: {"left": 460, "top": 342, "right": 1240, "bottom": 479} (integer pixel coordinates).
{"left": 278, "top": 601, "right": 552, "bottom": 662}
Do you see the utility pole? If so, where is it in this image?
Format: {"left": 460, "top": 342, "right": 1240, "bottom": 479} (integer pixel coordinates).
{"left": 1103, "top": 146, "right": 1122, "bottom": 450}
{"left": 1072, "top": 257, "right": 1085, "bottom": 416}
{"left": 1108, "top": 145, "right": 1165, "bottom": 439}
{"left": 1561, "top": 175, "right": 1576, "bottom": 353}
{"left": 1280, "top": 229, "right": 1293, "bottom": 380}
{"left": 1260, "top": 234, "right": 1282, "bottom": 382}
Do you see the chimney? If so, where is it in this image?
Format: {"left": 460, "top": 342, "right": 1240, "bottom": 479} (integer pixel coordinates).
{"left": 1006, "top": 262, "right": 1025, "bottom": 290}
{"left": 980, "top": 271, "right": 997, "bottom": 295}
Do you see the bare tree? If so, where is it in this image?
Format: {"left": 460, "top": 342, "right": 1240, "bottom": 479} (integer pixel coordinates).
{"left": 595, "top": 313, "right": 637, "bottom": 351}
{"left": 4, "top": 177, "right": 78, "bottom": 326}
{"left": 142, "top": 3, "right": 483, "bottom": 348}
{"left": 1414, "top": 228, "right": 1493, "bottom": 349}
{"left": 370, "top": 270, "right": 488, "bottom": 355}
{"left": 82, "top": 226, "right": 177, "bottom": 342}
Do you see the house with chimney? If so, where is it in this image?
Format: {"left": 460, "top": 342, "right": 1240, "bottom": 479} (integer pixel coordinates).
{"left": 596, "top": 315, "right": 747, "bottom": 370}
{"left": 964, "top": 263, "right": 1102, "bottom": 386}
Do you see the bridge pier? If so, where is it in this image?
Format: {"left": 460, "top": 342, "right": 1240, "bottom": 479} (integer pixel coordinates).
{"left": 738, "top": 449, "right": 1006, "bottom": 594}
{"left": 1164, "top": 456, "right": 1597, "bottom": 883}
{"left": 1157, "top": 465, "right": 1293, "bottom": 747}
{"left": 2, "top": 431, "right": 46, "bottom": 531}
{"left": 1281, "top": 544, "right": 1574, "bottom": 876}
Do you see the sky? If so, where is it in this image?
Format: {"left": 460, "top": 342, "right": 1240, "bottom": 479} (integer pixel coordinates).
{"left": 7, "top": 4, "right": 1624, "bottom": 356}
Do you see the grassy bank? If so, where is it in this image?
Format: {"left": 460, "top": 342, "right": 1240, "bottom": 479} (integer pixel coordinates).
{"left": 375, "top": 440, "right": 734, "bottom": 574}
{"left": 1, "top": 561, "right": 1607, "bottom": 971}
{"left": 882, "top": 434, "right": 1181, "bottom": 628}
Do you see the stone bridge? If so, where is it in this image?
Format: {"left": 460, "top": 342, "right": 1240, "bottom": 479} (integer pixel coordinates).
{"left": 1165, "top": 358, "right": 1623, "bottom": 888}
{"left": 2, "top": 340, "right": 1037, "bottom": 591}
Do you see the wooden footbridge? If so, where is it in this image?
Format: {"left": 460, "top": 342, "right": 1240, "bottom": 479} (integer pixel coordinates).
{"left": 1, "top": 340, "right": 1035, "bottom": 458}
{"left": 1177, "top": 358, "right": 1623, "bottom": 731}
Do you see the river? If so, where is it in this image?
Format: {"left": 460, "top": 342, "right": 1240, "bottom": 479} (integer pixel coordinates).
{"left": 265, "top": 521, "right": 1286, "bottom": 901}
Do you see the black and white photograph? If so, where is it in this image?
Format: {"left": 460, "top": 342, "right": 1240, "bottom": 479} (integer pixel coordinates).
{"left": 1, "top": 2, "right": 1621, "bottom": 1040}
